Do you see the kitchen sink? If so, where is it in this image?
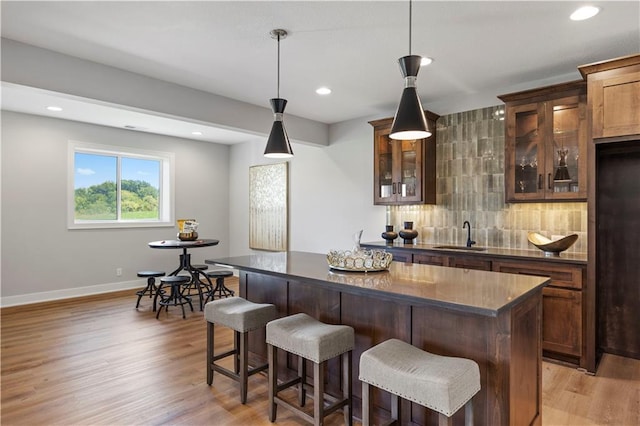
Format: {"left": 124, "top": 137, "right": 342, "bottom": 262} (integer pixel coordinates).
{"left": 433, "top": 245, "right": 487, "bottom": 252}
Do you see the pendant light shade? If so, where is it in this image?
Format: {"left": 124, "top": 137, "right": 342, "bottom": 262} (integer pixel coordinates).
{"left": 265, "top": 98, "right": 293, "bottom": 158}
{"left": 264, "top": 29, "right": 293, "bottom": 158}
{"left": 389, "top": 1, "right": 431, "bottom": 140}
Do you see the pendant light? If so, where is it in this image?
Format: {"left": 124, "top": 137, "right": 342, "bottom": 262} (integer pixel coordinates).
{"left": 264, "top": 29, "right": 293, "bottom": 158}
{"left": 389, "top": 0, "right": 431, "bottom": 140}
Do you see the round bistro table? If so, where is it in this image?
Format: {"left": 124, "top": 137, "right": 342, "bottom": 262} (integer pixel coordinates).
{"left": 148, "top": 239, "right": 219, "bottom": 311}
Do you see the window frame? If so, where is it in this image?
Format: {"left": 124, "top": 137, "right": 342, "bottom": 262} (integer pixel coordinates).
{"left": 67, "top": 140, "right": 175, "bottom": 229}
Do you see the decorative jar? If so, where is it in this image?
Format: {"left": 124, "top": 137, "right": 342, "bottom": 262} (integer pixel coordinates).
{"left": 399, "top": 221, "right": 418, "bottom": 244}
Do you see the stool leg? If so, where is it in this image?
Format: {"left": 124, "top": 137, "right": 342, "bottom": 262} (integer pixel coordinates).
{"left": 176, "top": 284, "right": 187, "bottom": 319}
{"left": 362, "top": 382, "right": 371, "bottom": 426}
{"left": 239, "top": 331, "right": 248, "bottom": 404}
{"left": 207, "top": 321, "right": 214, "bottom": 385}
{"left": 391, "top": 394, "right": 400, "bottom": 424}
{"left": 465, "top": 400, "right": 474, "bottom": 426}
{"left": 298, "top": 356, "right": 307, "bottom": 407}
{"left": 438, "top": 413, "right": 453, "bottom": 426}
{"left": 268, "top": 344, "right": 278, "bottom": 422}
{"left": 234, "top": 331, "right": 241, "bottom": 374}
{"left": 343, "top": 351, "right": 353, "bottom": 426}
{"left": 314, "top": 361, "right": 324, "bottom": 426}
{"left": 155, "top": 283, "right": 165, "bottom": 319}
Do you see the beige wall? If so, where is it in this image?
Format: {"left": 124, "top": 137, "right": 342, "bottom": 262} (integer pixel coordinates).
{"left": 389, "top": 106, "right": 587, "bottom": 253}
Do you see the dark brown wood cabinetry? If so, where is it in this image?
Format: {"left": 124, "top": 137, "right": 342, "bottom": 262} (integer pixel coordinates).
{"left": 579, "top": 54, "right": 640, "bottom": 138}
{"left": 580, "top": 54, "right": 640, "bottom": 363}
{"left": 492, "top": 259, "right": 586, "bottom": 366}
{"left": 363, "top": 243, "right": 592, "bottom": 371}
{"left": 498, "top": 81, "right": 588, "bottom": 202}
{"left": 370, "top": 112, "right": 438, "bottom": 205}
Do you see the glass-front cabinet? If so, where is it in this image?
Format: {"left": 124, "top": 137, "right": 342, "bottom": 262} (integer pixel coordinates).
{"left": 370, "top": 113, "right": 438, "bottom": 205}
{"left": 499, "top": 81, "right": 587, "bottom": 202}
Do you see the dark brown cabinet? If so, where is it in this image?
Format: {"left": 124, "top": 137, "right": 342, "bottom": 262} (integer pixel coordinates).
{"left": 492, "top": 259, "right": 586, "bottom": 367}
{"left": 579, "top": 54, "right": 640, "bottom": 138}
{"left": 362, "top": 243, "right": 592, "bottom": 371}
{"left": 498, "top": 81, "right": 587, "bottom": 202}
{"left": 580, "top": 55, "right": 640, "bottom": 363}
{"left": 370, "top": 112, "right": 438, "bottom": 205}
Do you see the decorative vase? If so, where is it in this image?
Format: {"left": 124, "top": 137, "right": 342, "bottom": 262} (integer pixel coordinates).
{"left": 381, "top": 225, "right": 398, "bottom": 245}
{"left": 399, "top": 221, "right": 418, "bottom": 244}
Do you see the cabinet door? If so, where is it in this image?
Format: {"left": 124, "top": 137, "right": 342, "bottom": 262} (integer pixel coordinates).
{"left": 395, "top": 139, "right": 423, "bottom": 203}
{"left": 544, "top": 94, "right": 587, "bottom": 199}
{"left": 542, "top": 287, "right": 582, "bottom": 357}
{"left": 505, "top": 102, "right": 547, "bottom": 201}
{"left": 374, "top": 129, "right": 396, "bottom": 204}
{"left": 590, "top": 69, "right": 640, "bottom": 138}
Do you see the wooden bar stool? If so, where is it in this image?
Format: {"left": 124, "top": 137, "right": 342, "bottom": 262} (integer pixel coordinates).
{"left": 266, "top": 313, "right": 354, "bottom": 426}
{"left": 155, "top": 275, "right": 193, "bottom": 319}
{"left": 204, "top": 269, "right": 235, "bottom": 301}
{"left": 359, "top": 339, "right": 480, "bottom": 426}
{"left": 205, "top": 297, "right": 277, "bottom": 404}
{"left": 135, "top": 271, "right": 165, "bottom": 311}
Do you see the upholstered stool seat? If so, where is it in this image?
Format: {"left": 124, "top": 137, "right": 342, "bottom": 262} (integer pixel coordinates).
{"left": 155, "top": 275, "right": 193, "bottom": 319}
{"left": 205, "top": 297, "right": 277, "bottom": 404}
{"left": 204, "top": 269, "right": 235, "bottom": 300}
{"left": 135, "top": 271, "right": 165, "bottom": 311}
{"left": 266, "top": 313, "right": 354, "bottom": 425}
{"left": 359, "top": 338, "right": 480, "bottom": 426}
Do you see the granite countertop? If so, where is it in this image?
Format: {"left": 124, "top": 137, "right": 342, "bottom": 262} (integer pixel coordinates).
{"left": 207, "top": 251, "right": 549, "bottom": 317}
{"left": 361, "top": 241, "right": 588, "bottom": 265}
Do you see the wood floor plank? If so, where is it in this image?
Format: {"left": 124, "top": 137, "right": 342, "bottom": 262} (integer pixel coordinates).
{"left": 2, "top": 277, "right": 639, "bottom": 425}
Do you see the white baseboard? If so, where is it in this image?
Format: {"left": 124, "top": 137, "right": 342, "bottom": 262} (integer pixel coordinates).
{"left": 1, "top": 268, "right": 239, "bottom": 308}
{"left": 0, "top": 279, "right": 144, "bottom": 308}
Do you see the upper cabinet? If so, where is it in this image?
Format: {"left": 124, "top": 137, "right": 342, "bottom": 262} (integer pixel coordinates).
{"left": 498, "top": 81, "right": 587, "bottom": 202}
{"left": 369, "top": 112, "right": 439, "bottom": 205}
{"left": 579, "top": 54, "right": 640, "bottom": 139}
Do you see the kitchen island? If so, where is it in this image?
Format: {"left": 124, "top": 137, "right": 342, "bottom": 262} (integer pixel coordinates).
{"left": 206, "top": 251, "right": 549, "bottom": 426}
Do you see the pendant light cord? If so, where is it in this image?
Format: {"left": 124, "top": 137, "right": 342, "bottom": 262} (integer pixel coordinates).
{"left": 277, "top": 32, "right": 281, "bottom": 98}
{"left": 409, "top": 0, "right": 412, "bottom": 55}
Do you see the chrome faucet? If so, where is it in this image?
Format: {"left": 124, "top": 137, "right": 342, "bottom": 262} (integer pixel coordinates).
{"left": 463, "top": 221, "right": 476, "bottom": 248}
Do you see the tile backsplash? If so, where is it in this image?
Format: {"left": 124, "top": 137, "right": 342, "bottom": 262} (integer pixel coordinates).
{"left": 388, "top": 105, "right": 587, "bottom": 253}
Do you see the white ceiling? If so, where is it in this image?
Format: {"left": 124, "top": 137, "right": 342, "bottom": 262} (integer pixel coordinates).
{"left": 1, "top": 1, "right": 639, "bottom": 143}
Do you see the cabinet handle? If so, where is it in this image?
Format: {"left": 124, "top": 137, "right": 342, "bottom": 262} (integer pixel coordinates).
{"left": 392, "top": 182, "right": 396, "bottom": 194}
{"left": 548, "top": 173, "right": 552, "bottom": 189}
{"left": 538, "top": 174, "right": 543, "bottom": 190}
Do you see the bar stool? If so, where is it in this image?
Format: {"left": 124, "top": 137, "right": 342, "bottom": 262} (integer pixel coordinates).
{"left": 359, "top": 339, "right": 480, "bottom": 426}
{"left": 155, "top": 275, "right": 193, "bottom": 319}
{"left": 192, "top": 264, "right": 209, "bottom": 271}
{"left": 266, "top": 313, "right": 354, "bottom": 426}
{"left": 205, "top": 297, "right": 277, "bottom": 404}
{"left": 204, "top": 269, "right": 235, "bottom": 300}
{"left": 135, "top": 271, "right": 165, "bottom": 311}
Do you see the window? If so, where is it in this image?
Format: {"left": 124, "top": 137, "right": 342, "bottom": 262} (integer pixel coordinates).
{"left": 68, "top": 141, "right": 174, "bottom": 229}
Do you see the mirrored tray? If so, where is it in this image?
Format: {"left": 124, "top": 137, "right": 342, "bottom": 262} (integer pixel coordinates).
{"left": 326, "top": 249, "right": 393, "bottom": 272}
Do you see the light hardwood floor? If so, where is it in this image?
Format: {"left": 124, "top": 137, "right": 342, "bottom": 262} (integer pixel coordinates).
{"left": 2, "top": 277, "right": 639, "bottom": 425}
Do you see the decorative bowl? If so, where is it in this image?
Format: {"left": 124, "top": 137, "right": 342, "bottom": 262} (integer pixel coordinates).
{"left": 178, "top": 231, "right": 198, "bottom": 241}
{"left": 527, "top": 232, "right": 578, "bottom": 256}
{"left": 326, "top": 249, "right": 393, "bottom": 272}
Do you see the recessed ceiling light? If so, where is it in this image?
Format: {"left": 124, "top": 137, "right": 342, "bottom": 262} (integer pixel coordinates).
{"left": 315, "top": 87, "right": 331, "bottom": 95}
{"left": 191, "top": 131, "right": 203, "bottom": 136}
{"left": 46, "top": 106, "right": 63, "bottom": 112}
{"left": 420, "top": 57, "right": 433, "bottom": 67}
{"left": 570, "top": 6, "right": 600, "bottom": 21}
